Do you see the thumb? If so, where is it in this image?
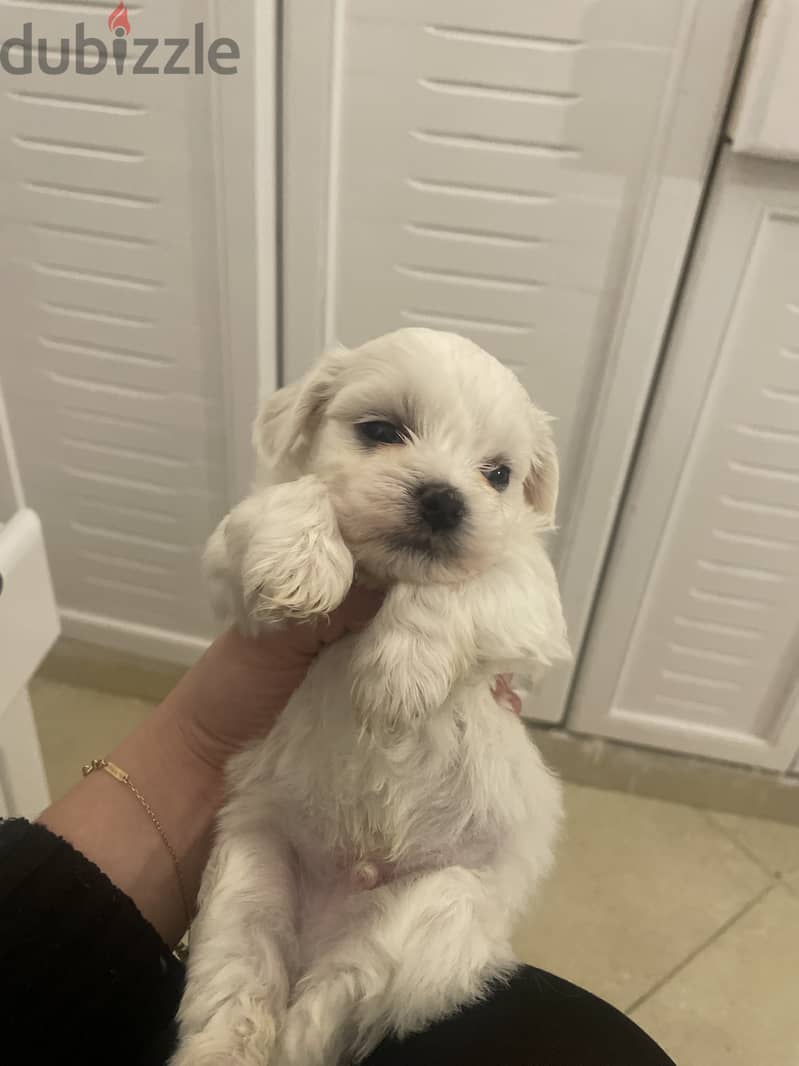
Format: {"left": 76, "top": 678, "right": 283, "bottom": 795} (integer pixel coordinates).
{"left": 315, "top": 584, "right": 384, "bottom": 646}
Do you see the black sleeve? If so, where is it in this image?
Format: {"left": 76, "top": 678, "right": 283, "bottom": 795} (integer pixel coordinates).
{"left": 0, "top": 818, "right": 184, "bottom": 1065}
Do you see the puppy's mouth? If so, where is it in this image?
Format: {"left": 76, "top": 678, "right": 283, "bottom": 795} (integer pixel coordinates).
{"left": 387, "top": 528, "right": 462, "bottom": 561}
{"left": 387, "top": 481, "right": 469, "bottom": 561}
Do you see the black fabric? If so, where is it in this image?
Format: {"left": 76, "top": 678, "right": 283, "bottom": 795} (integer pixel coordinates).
{"left": 0, "top": 818, "right": 184, "bottom": 1065}
{"left": 363, "top": 968, "right": 676, "bottom": 1066}
{"left": 0, "top": 818, "right": 675, "bottom": 1065}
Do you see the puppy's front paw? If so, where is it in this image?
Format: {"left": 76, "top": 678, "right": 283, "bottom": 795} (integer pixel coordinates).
{"left": 243, "top": 526, "right": 353, "bottom": 630}
{"left": 172, "top": 996, "right": 279, "bottom": 1066}
{"left": 204, "top": 477, "right": 354, "bottom": 634}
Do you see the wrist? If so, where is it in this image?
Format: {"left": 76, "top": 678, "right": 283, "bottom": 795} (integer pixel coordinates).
{"left": 39, "top": 700, "right": 223, "bottom": 947}
{"left": 107, "top": 701, "right": 224, "bottom": 939}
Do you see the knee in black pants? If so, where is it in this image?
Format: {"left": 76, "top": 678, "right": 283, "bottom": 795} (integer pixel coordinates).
{"left": 362, "top": 965, "right": 676, "bottom": 1066}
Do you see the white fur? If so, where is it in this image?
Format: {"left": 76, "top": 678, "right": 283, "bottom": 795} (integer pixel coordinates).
{"left": 172, "top": 329, "right": 570, "bottom": 1066}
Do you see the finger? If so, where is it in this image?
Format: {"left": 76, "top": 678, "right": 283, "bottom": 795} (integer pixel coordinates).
{"left": 316, "top": 584, "right": 384, "bottom": 645}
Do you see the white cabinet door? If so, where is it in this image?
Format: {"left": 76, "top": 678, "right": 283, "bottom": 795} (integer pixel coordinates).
{"left": 0, "top": 0, "right": 269, "bottom": 664}
{"left": 283, "top": 0, "right": 752, "bottom": 721}
{"left": 570, "top": 153, "right": 799, "bottom": 771}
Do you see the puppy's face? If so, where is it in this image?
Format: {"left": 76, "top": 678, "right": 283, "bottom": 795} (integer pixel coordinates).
{"left": 256, "top": 329, "right": 558, "bottom": 584}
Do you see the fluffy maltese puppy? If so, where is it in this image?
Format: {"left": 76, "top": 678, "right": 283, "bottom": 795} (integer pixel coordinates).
{"left": 173, "top": 328, "right": 569, "bottom": 1066}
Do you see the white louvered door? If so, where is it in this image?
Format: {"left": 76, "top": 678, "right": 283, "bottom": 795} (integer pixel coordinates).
{"left": 283, "top": 0, "right": 752, "bottom": 721}
{"left": 570, "top": 153, "right": 799, "bottom": 771}
{"left": 0, "top": 1, "right": 268, "bottom": 663}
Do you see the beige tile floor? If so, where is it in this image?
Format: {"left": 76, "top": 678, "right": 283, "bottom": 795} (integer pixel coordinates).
{"left": 30, "top": 677, "right": 799, "bottom": 1066}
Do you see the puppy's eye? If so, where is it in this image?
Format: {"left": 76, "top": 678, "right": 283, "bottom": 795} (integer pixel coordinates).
{"left": 484, "top": 465, "right": 511, "bottom": 491}
{"left": 356, "top": 420, "right": 406, "bottom": 446}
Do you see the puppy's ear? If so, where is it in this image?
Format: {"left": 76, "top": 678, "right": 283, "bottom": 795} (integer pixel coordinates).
{"left": 253, "top": 346, "right": 350, "bottom": 468}
{"left": 252, "top": 380, "right": 302, "bottom": 467}
{"left": 523, "top": 414, "right": 559, "bottom": 527}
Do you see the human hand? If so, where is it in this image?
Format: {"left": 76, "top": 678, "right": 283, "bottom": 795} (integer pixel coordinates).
{"left": 38, "top": 585, "right": 381, "bottom": 947}
{"left": 167, "top": 584, "right": 383, "bottom": 774}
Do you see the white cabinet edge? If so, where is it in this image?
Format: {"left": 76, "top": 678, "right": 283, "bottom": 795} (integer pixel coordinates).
{"left": 0, "top": 689, "right": 50, "bottom": 819}
{"left": 0, "top": 509, "right": 60, "bottom": 711}
{"left": 538, "top": 0, "right": 754, "bottom": 723}
{"left": 730, "top": 0, "right": 799, "bottom": 162}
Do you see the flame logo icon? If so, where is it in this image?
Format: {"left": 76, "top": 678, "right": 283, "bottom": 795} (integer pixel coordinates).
{"left": 107, "top": 2, "right": 131, "bottom": 36}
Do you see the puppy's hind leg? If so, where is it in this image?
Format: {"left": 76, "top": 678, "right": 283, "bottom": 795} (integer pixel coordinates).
{"left": 171, "top": 823, "right": 298, "bottom": 1066}
{"left": 275, "top": 867, "right": 515, "bottom": 1066}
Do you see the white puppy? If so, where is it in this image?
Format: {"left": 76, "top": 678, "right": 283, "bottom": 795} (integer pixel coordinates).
{"left": 173, "top": 329, "right": 569, "bottom": 1066}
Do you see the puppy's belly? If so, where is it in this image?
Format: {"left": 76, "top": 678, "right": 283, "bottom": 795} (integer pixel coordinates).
{"left": 292, "top": 842, "right": 495, "bottom": 971}
{"left": 229, "top": 639, "right": 556, "bottom": 915}
{"left": 293, "top": 859, "right": 388, "bottom": 967}
{"left": 267, "top": 698, "right": 517, "bottom": 880}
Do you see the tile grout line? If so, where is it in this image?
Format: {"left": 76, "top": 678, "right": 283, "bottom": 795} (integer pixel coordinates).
{"left": 698, "top": 810, "right": 779, "bottom": 881}
{"left": 623, "top": 882, "right": 775, "bottom": 1016}
{"left": 701, "top": 809, "right": 799, "bottom": 882}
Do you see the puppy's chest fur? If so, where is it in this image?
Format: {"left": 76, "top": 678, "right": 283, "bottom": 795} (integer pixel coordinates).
{"left": 227, "top": 635, "right": 539, "bottom": 879}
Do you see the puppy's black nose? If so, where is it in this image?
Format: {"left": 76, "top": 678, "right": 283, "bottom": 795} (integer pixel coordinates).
{"left": 417, "top": 482, "right": 466, "bottom": 532}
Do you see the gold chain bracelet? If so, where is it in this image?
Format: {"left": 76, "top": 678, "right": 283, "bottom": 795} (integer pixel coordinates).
{"left": 82, "top": 757, "right": 193, "bottom": 934}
